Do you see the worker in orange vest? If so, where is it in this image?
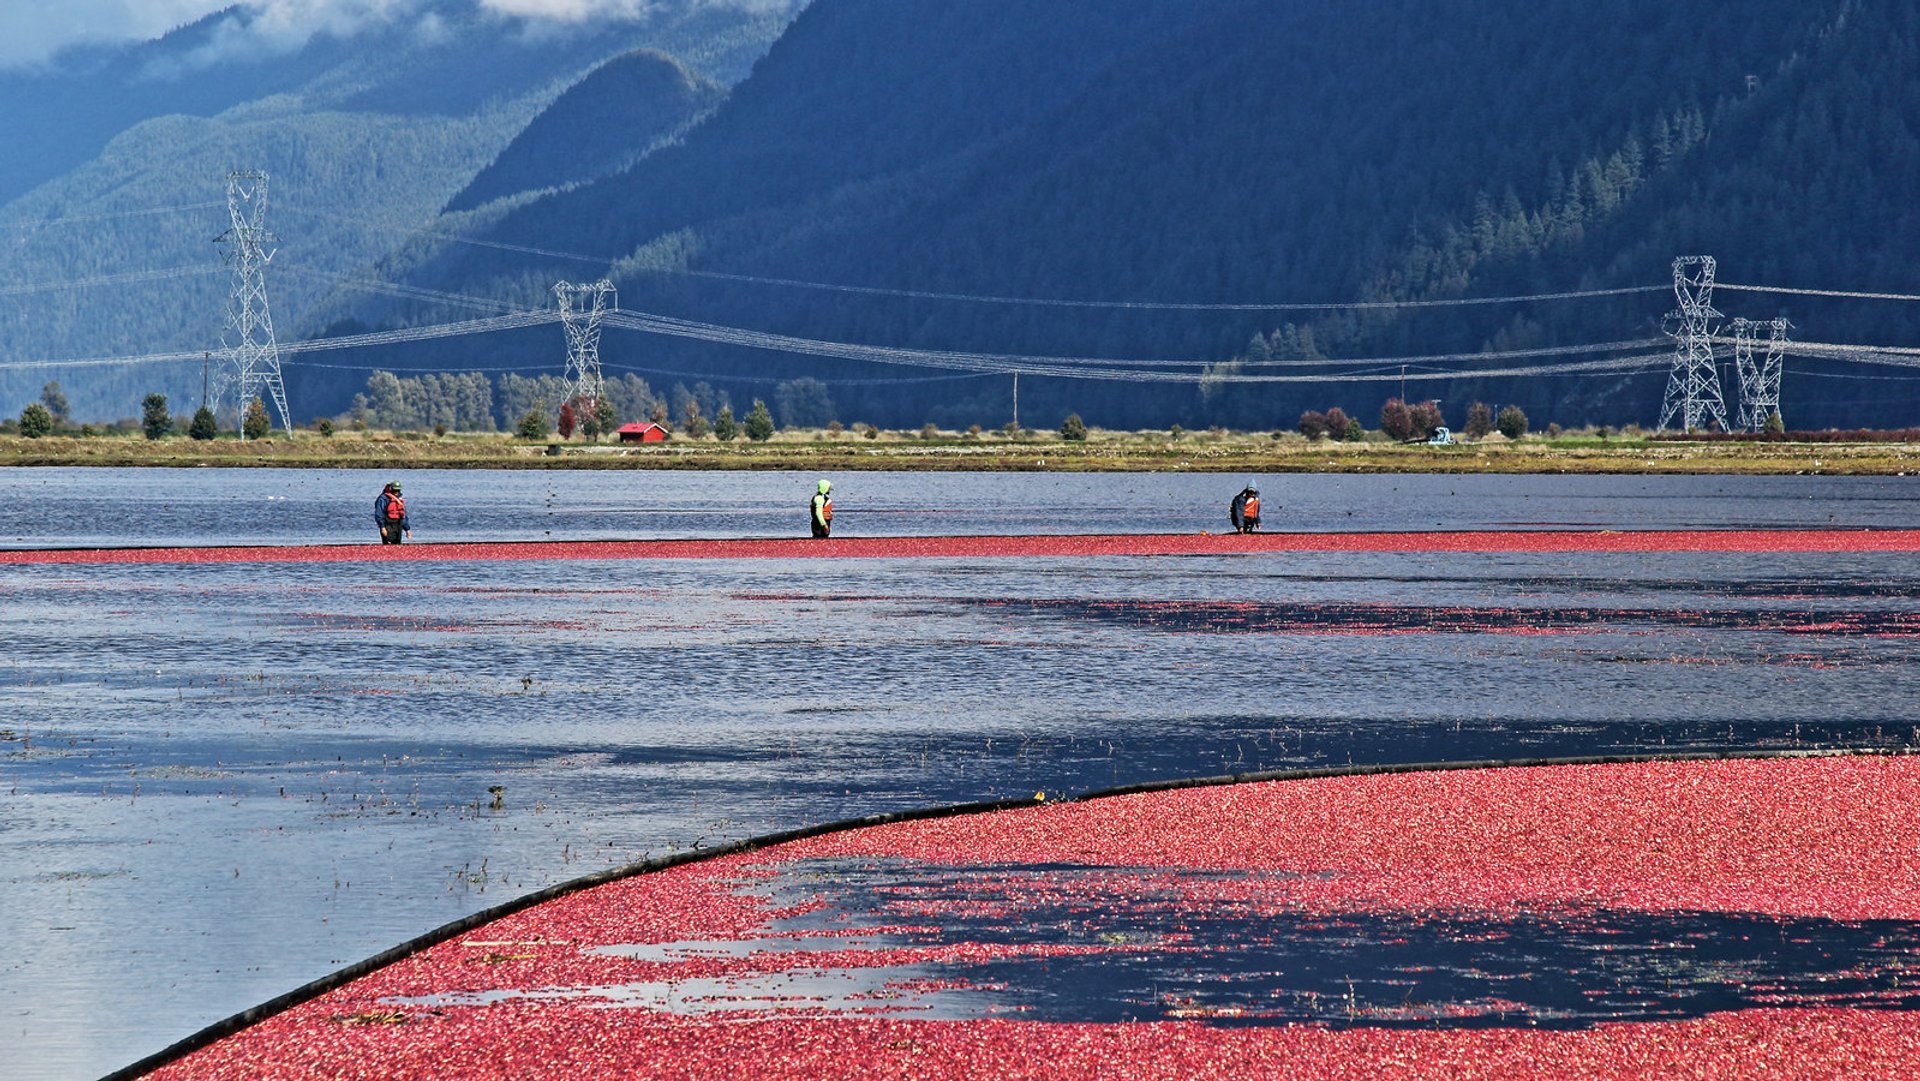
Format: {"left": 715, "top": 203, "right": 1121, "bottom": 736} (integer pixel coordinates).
{"left": 810, "top": 479, "right": 833, "bottom": 538}
{"left": 375, "top": 481, "right": 411, "bottom": 544}
{"left": 1229, "top": 483, "right": 1261, "bottom": 533}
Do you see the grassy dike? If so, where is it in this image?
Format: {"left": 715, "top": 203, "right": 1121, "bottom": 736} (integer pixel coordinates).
{"left": 5, "top": 429, "right": 1920, "bottom": 475}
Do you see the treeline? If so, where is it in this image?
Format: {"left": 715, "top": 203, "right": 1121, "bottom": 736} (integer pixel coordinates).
{"left": 333, "top": 370, "right": 841, "bottom": 432}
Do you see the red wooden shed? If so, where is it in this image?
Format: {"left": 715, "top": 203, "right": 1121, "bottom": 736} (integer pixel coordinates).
{"left": 617, "top": 422, "right": 669, "bottom": 443}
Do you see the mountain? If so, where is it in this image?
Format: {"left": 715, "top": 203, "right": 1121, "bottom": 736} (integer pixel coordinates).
{"left": 446, "top": 49, "right": 725, "bottom": 213}
{"left": 13, "top": 0, "right": 1920, "bottom": 431}
{"left": 0, "top": 0, "right": 801, "bottom": 421}
{"left": 294, "top": 0, "right": 1920, "bottom": 432}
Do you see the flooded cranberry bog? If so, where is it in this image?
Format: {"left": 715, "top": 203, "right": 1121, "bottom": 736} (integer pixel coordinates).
{"left": 6, "top": 469, "right": 1920, "bottom": 1078}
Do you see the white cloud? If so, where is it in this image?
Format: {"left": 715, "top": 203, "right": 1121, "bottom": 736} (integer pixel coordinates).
{"left": 0, "top": 0, "right": 780, "bottom": 72}
{"left": 0, "top": 0, "right": 231, "bottom": 70}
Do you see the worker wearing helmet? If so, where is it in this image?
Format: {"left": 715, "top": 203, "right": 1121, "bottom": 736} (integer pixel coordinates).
{"left": 810, "top": 479, "right": 834, "bottom": 538}
{"left": 1229, "top": 482, "right": 1261, "bottom": 534}
{"left": 375, "top": 481, "right": 411, "bottom": 545}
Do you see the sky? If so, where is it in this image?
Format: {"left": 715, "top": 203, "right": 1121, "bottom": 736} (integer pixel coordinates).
{"left": 0, "top": 0, "right": 716, "bottom": 70}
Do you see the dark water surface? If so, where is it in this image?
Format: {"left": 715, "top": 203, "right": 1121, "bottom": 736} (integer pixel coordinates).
{"left": 3, "top": 469, "right": 1919, "bottom": 1078}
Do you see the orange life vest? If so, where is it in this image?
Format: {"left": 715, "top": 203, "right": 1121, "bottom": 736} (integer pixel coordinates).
{"left": 1244, "top": 496, "right": 1259, "bottom": 520}
{"left": 385, "top": 494, "right": 406, "bottom": 521}
{"left": 821, "top": 497, "right": 833, "bottom": 522}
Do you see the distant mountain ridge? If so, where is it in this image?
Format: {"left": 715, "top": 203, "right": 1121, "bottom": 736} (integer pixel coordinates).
{"left": 328, "top": 0, "right": 1920, "bottom": 430}
{"left": 10, "top": 0, "right": 1920, "bottom": 431}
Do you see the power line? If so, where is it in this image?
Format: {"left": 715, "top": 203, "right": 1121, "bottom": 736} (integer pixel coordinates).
{"left": 0, "top": 201, "right": 225, "bottom": 230}
{"left": 1719, "top": 282, "right": 1920, "bottom": 304}
{"left": 0, "top": 265, "right": 223, "bottom": 297}
{"left": 280, "top": 263, "right": 531, "bottom": 315}
{"left": 636, "top": 268, "right": 1669, "bottom": 312}
{"left": 276, "top": 202, "right": 1663, "bottom": 314}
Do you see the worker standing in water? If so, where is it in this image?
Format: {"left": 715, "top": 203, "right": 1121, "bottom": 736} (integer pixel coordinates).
{"left": 1229, "top": 482, "right": 1261, "bottom": 533}
{"left": 810, "top": 479, "right": 834, "bottom": 538}
{"left": 375, "top": 481, "right": 411, "bottom": 544}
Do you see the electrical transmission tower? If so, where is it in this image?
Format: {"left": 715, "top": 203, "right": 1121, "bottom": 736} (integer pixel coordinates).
{"left": 554, "top": 280, "right": 616, "bottom": 414}
{"left": 214, "top": 170, "right": 289, "bottom": 438}
{"left": 1731, "top": 316, "right": 1792, "bottom": 432}
{"left": 1656, "top": 256, "right": 1730, "bottom": 432}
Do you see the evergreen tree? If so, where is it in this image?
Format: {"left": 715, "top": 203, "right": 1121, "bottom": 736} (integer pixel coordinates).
{"left": 242, "top": 398, "right": 271, "bottom": 440}
{"left": 39, "top": 381, "right": 69, "bottom": 424}
{"left": 517, "top": 408, "right": 552, "bottom": 440}
{"left": 744, "top": 399, "right": 775, "bottom": 441}
{"left": 19, "top": 403, "right": 52, "bottom": 438}
{"left": 189, "top": 407, "right": 218, "bottom": 441}
{"left": 714, "top": 404, "right": 738, "bottom": 441}
{"left": 141, "top": 393, "right": 171, "bottom": 440}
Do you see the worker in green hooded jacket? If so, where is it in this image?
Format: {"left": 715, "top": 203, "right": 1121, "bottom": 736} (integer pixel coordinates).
{"left": 810, "top": 479, "right": 833, "bottom": 538}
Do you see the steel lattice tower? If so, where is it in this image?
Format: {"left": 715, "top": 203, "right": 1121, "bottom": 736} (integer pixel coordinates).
{"left": 1656, "top": 256, "right": 1730, "bottom": 432}
{"left": 553, "top": 280, "right": 616, "bottom": 413}
{"left": 1731, "top": 317, "right": 1793, "bottom": 432}
{"left": 214, "top": 171, "right": 289, "bottom": 438}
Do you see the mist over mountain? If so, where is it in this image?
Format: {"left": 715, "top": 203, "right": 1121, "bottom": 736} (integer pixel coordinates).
{"left": 8, "top": 0, "right": 1920, "bottom": 430}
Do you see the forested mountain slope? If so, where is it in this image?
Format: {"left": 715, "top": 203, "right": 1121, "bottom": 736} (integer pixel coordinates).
{"left": 446, "top": 50, "right": 725, "bottom": 214}
{"left": 309, "top": 0, "right": 1920, "bottom": 431}
{"left": 0, "top": 0, "right": 801, "bottom": 420}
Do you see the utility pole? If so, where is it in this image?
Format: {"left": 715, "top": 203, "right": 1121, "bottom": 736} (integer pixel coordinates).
{"left": 1656, "top": 256, "right": 1730, "bottom": 432}
{"left": 214, "top": 170, "right": 289, "bottom": 439}
{"left": 200, "top": 351, "right": 210, "bottom": 413}
{"left": 553, "top": 280, "right": 615, "bottom": 420}
{"left": 1012, "top": 370, "right": 1020, "bottom": 431}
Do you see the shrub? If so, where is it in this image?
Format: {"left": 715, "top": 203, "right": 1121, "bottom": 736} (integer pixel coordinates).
{"left": 1297, "top": 410, "right": 1329, "bottom": 440}
{"left": 864, "top": 424, "right": 880, "bottom": 440}
{"left": 684, "top": 412, "right": 709, "bottom": 439}
{"left": 316, "top": 418, "right": 335, "bottom": 438}
{"left": 827, "top": 420, "right": 844, "bottom": 436}
{"left": 141, "top": 393, "right": 171, "bottom": 440}
{"left": 189, "top": 407, "right": 218, "bottom": 441}
{"left": 1168, "top": 424, "right": 1184, "bottom": 441}
{"left": 1345, "top": 418, "right": 1365, "bottom": 441}
{"left": 516, "top": 409, "right": 552, "bottom": 440}
{"left": 242, "top": 398, "right": 270, "bottom": 440}
{"left": 744, "top": 400, "right": 775, "bottom": 441}
{"left": 1596, "top": 426, "right": 1611, "bottom": 440}
{"left": 1379, "top": 398, "right": 1416, "bottom": 441}
{"left": 19, "top": 403, "right": 53, "bottom": 438}
{"left": 433, "top": 423, "right": 448, "bottom": 438}
{"left": 1764, "top": 411, "right": 1786, "bottom": 435}
{"left": 1325, "top": 407, "right": 1351, "bottom": 441}
{"left": 1059, "top": 414, "right": 1087, "bottom": 442}
{"left": 967, "top": 424, "right": 982, "bottom": 437}
{"left": 1463, "top": 401, "right": 1494, "bottom": 440}
{"left": 1545, "top": 422, "right": 1563, "bottom": 438}
{"left": 1496, "top": 405, "right": 1529, "bottom": 440}
{"left": 713, "top": 405, "right": 738, "bottom": 442}
{"left": 922, "top": 422, "right": 941, "bottom": 440}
